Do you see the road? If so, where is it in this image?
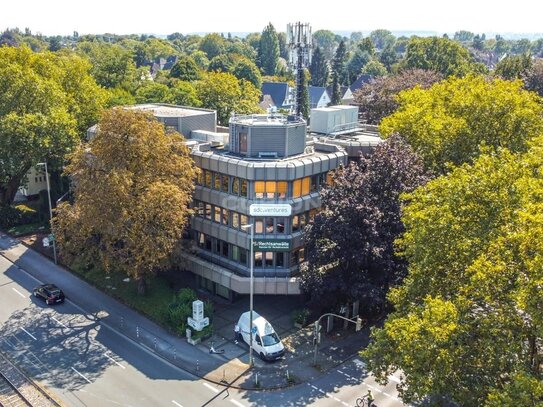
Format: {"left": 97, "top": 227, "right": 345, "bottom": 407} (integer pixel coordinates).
{"left": 0, "top": 234, "right": 406, "bottom": 407}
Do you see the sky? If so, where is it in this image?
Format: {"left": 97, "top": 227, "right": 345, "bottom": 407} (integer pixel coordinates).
{"left": 2, "top": 0, "right": 542, "bottom": 37}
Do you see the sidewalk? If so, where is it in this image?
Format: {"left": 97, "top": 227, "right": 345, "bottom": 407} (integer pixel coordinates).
{"left": 1, "top": 233, "right": 371, "bottom": 391}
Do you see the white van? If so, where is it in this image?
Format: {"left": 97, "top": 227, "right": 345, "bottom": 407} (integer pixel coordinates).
{"left": 237, "top": 311, "right": 285, "bottom": 361}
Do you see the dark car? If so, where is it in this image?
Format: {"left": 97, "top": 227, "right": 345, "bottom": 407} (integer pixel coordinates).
{"left": 33, "top": 284, "right": 65, "bottom": 305}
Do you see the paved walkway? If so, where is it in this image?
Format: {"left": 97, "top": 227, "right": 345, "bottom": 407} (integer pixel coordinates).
{"left": 1, "top": 232, "right": 371, "bottom": 392}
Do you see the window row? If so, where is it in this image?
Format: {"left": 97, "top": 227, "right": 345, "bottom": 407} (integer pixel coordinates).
{"left": 196, "top": 232, "right": 306, "bottom": 268}
{"left": 198, "top": 170, "right": 248, "bottom": 197}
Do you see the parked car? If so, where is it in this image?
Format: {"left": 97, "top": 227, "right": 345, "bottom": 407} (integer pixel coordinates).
{"left": 33, "top": 284, "right": 65, "bottom": 305}
{"left": 237, "top": 311, "right": 285, "bottom": 361}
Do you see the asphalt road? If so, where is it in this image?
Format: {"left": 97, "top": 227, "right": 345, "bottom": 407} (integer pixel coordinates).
{"left": 0, "top": 234, "right": 407, "bottom": 407}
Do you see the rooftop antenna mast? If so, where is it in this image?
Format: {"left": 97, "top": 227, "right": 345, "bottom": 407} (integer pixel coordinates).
{"left": 287, "top": 22, "right": 312, "bottom": 118}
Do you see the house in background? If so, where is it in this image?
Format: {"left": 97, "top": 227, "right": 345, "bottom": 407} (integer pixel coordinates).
{"left": 260, "top": 82, "right": 295, "bottom": 110}
{"left": 15, "top": 167, "right": 48, "bottom": 202}
{"left": 308, "top": 86, "right": 331, "bottom": 109}
{"left": 327, "top": 74, "right": 374, "bottom": 105}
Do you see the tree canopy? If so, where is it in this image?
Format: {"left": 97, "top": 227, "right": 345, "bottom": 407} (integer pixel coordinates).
{"left": 0, "top": 46, "right": 106, "bottom": 206}
{"left": 300, "top": 135, "right": 430, "bottom": 315}
{"left": 53, "top": 108, "right": 198, "bottom": 294}
{"left": 257, "top": 23, "right": 280, "bottom": 76}
{"left": 380, "top": 75, "right": 543, "bottom": 174}
{"left": 309, "top": 46, "right": 329, "bottom": 87}
{"left": 363, "top": 140, "right": 543, "bottom": 406}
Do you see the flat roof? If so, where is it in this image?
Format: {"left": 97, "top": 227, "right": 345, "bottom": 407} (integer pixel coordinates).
{"left": 127, "top": 103, "right": 214, "bottom": 118}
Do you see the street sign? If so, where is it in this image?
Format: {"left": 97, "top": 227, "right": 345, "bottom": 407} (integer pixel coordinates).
{"left": 42, "top": 237, "right": 49, "bottom": 247}
{"left": 249, "top": 204, "right": 292, "bottom": 217}
{"left": 253, "top": 239, "right": 291, "bottom": 251}
{"left": 48, "top": 234, "right": 55, "bottom": 242}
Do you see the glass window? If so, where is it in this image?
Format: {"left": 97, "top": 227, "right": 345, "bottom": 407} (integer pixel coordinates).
{"left": 205, "top": 170, "right": 212, "bottom": 188}
{"left": 326, "top": 172, "right": 334, "bottom": 185}
{"left": 255, "top": 218, "right": 264, "bottom": 233}
{"left": 205, "top": 204, "right": 212, "bottom": 220}
{"left": 222, "top": 175, "right": 229, "bottom": 192}
{"left": 215, "top": 239, "right": 221, "bottom": 253}
{"left": 309, "top": 209, "right": 317, "bottom": 221}
{"left": 302, "top": 177, "right": 311, "bottom": 195}
{"left": 214, "top": 173, "right": 221, "bottom": 190}
{"left": 311, "top": 175, "right": 319, "bottom": 192}
{"left": 255, "top": 252, "right": 263, "bottom": 267}
{"left": 300, "top": 212, "right": 307, "bottom": 229}
{"left": 222, "top": 242, "right": 229, "bottom": 258}
{"left": 255, "top": 181, "right": 265, "bottom": 199}
{"left": 222, "top": 209, "right": 229, "bottom": 226}
{"left": 266, "top": 218, "right": 274, "bottom": 234}
{"left": 265, "top": 252, "right": 273, "bottom": 267}
{"left": 292, "top": 215, "right": 300, "bottom": 232}
{"left": 232, "top": 212, "right": 240, "bottom": 229}
{"left": 293, "top": 179, "right": 302, "bottom": 198}
{"left": 240, "top": 132, "right": 247, "bottom": 154}
{"left": 277, "top": 181, "right": 287, "bottom": 199}
{"left": 266, "top": 181, "right": 276, "bottom": 199}
{"left": 276, "top": 252, "right": 284, "bottom": 267}
{"left": 291, "top": 250, "right": 299, "bottom": 265}
{"left": 240, "top": 248, "right": 247, "bottom": 265}
{"left": 214, "top": 206, "right": 221, "bottom": 223}
{"left": 276, "top": 218, "right": 285, "bottom": 233}
{"left": 299, "top": 247, "right": 306, "bottom": 262}
{"left": 241, "top": 179, "right": 248, "bottom": 197}
{"left": 232, "top": 177, "right": 239, "bottom": 195}
{"left": 232, "top": 245, "right": 239, "bottom": 261}
{"left": 197, "top": 171, "right": 204, "bottom": 185}
{"left": 205, "top": 236, "right": 212, "bottom": 251}
{"left": 197, "top": 232, "right": 205, "bottom": 248}
{"left": 241, "top": 215, "right": 249, "bottom": 229}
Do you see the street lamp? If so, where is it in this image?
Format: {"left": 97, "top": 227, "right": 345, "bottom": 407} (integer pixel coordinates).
{"left": 241, "top": 222, "right": 254, "bottom": 366}
{"left": 37, "top": 162, "right": 57, "bottom": 264}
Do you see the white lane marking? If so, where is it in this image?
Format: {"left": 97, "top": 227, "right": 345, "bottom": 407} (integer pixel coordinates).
{"left": 203, "top": 382, "right": 219, "bottom": 393}
{"left": 11, "top": 287, "right": 25, "bottom": 298}
{"left": 21, "top": 327, "right": 37, "bottom": 340}
{"left": 388, "top": 374, "right": 401, "bottom": 383}
{"left": 310, "top": 384, "right": 319, "bottom": 390}
{"left": 71, "top": 367, "right": 92, "bottom": 384}
{"left": 52, "top": 316, "right": 69, "bottom": 329}
{"left": 342, "top": 402, "right": 349, "bottom": 407}
{"left": 230, "top": 400, "right": 244, "bottom": 407}
{"left": 172, "top": 401, "right": 183, "bottom": 407}
{"left": 104, "top": 353, "right": 126, "bottom": 369}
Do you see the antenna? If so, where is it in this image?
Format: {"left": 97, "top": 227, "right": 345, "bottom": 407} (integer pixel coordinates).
{"left": 287, "top": 22, "right": 312, "bottom": 118}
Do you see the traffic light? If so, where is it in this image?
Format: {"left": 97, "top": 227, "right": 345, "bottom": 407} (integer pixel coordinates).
{"left": 355, "top": 317, "right": 362, "bottom": 332}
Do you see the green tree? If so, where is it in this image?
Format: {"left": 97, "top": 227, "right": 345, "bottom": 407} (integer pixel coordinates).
{"left": 402, "top": 36, "right": 476, "bottom": 77}
{"left": 169, "top": 80, "right": 201, "bottom": 107}
{"left": 330, "top": 40, "right": 347, "bottom": 104}
{"left": 135, "top": 82, "right": 171, "bottom": 104}
{"left": 379, "top": 44, "right": 398, "bottom": 72}
{"left": 453, "top": 30, "right": 475, "bottom": 42}
{"left": 232, "top": 58, "right": 262, "bottom": 89}
{"left": 53, "top": 108, "right": 198, "bottom": 294}
{"left": 346, "top": 46, "right": 372, "bottom": 84}
{"left": 494, "top": 53, "right": 533, "bottom": 80}
{"left": 380, "top": 75, "right": 543, "bottom": 173}
{"left": 313, "top": 30, "right": 338, "bottom": 60}
{"left": 190, "top": 50, "right": 210, "bottom": 70}
{"left": 257, "top": 23, "right": 280, "bottom": 76}
{"left": 309, "top": 46, "right": 329, "bottom": 87}
{"left": 363, "top": 144, "right": 543, "bottom": 406}
{"left": 523, "top": 58, "right": 543, "bottom": 97}
{"left": 361, "top": 60, "right": 387, "bottom": 77}
{"left": 196, "top": 72, "right": 261, "bottom": 125}
{"left": 199, "top": 33, "right": 225, "bottom": 59}
{"left": 0, "top": 46, "right": 106, "bottom": 206}
{"left": 369, "top": 29, "right": 395, "bottom": 50}
{"left": 207, "top": 54, "right": 235, "bottom": 73}
{"left": 169, "top": 55, "right": 200, "bottom": 81}
{"left": 299, "top": 69, "right": 310, "bottom": 120}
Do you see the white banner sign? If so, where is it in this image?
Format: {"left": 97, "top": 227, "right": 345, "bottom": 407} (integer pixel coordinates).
{"left": 249, "top": 204, "right": 292, "bottom": 217}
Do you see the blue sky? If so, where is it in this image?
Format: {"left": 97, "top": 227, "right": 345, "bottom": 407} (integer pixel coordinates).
{"left": 3, "top": 0, "right": 542, "bottom": 37}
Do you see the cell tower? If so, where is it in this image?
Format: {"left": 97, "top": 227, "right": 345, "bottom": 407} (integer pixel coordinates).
{"left": 287, "top": 22, "right": 312, "bottom": 118}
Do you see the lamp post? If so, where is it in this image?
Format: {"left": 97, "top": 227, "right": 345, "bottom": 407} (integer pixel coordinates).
{"left": 37, "top": 162, "right": 57, "bottom": 264}
{"left": 241, "top": 223, "right": 254, "bottom": 366}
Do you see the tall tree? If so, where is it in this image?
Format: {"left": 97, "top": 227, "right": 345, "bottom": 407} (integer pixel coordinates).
{"left": 360, "top": 59, "right": 387, "bottom": 77}
{"left": 353, "top": 69, "right": 443, "bottom": 125}
{"left": 313, "top": 30, "right": 338, "bottom": 60}
{"left": 300, "top": 135, "right": 430, "bottom": 314}
{"left": 53, "top": 108, "right": 198, "bottom": 294}
{"left": 169, "top": 55, "right": 200, "bottom": 81}
{"left": 257, "top": 23, "right": 280, "bottom": 76}
{"left": 232, "top": 58, "right": 262, "bottom": 89}
{"left": 198, "top": 33, "right": 226, "bottom": 59}
{"left": 402, "top": 36, "right": 478, "bottom": 77}
{"left": 379, "top": 43, "right": 398, "bottom": 72}
{"left": 494, "top": 53, "right": 533, "bottom": 80}
{"left": 369, "top": 29, "right": 395, "bottom": 50}
{"left": 362, "top": 143, "right": 543, "bottom": 406}
{"left": 299, "top": 69, "right": 310, "bottom": 120}
{"left": 0, "top": 46, "right": 106, "bottom": 206}
{"left": 523, "top": 58, "right": 543, "bottom": 97}
{"left": 309, "top": 46, "right": 329, "bottom": 87}
{"left": 330, "top": 40, "right": 347, "bottom": 104}
{"left": 380, "top": 75, "right": 543, "bottom": 174}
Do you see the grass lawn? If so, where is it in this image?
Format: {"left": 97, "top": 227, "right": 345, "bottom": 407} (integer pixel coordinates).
{"left": 7, "top": 223, "right": 48, "bottom": 237}
{"left": 72, "top": 259, "right": 175, "bottom": 327}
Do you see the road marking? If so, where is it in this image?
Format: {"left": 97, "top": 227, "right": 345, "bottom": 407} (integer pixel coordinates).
{"left": 71, "top": 367, "right": 92, "bottom": 383}
{"left": 203, "top": 382, "right": 219, "bottom": 393}
{"left": 367, "top": 384, "right": 382, "bottom": 393}
{"left": 104, "top": 352, "right": 125, "bottom": 369}
{"left": 388, "top": 374, "right": 401, "bottom": 383}
{"left": 341, "top": 402, "right": 349, "bottom": 407}
{"left": 52, "top": 316, "right": 69, "bottom": 329}
{"left": 11, "top": 287, "right": 25, "bottom": 298}
{"left": 230, "top": 400, "right": 244, "bottom": 407}
{"left": 21, "top": 328, "right": 37, "bottom": 340}
{"left": 172, "top": 401, "right": 183, "bottom": 407}
{"left": 310, "top": 384, "right": 319, "bottom": 390}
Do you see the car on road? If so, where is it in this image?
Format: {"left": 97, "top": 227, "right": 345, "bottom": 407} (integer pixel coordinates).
{"left": 33, "top": 284, "right": 65, "bottom": 305}
{"left": 237, "top": 311, "right": 285, "bottom": 361}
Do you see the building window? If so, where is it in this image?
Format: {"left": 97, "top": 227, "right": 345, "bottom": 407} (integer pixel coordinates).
{"left": 309, "top": 209, "right": 317, "bottom": 222}
{"left": 213, "top": 173, "right": 221, "bottom": 190}
{"left": 240, "top": 247, "right": 247, "bottom": 265}
{"left": 265, "top": 181, "right": 275, "bottom": 199}
{"left": 215, "top": 239, "right": 221, "bottom": 253}
{"left": 240, "top": 132, "right": 247, "bottom": 154}
{"left": 205, "top": 170, "right": 212, "bottom": 188}
{"left": 205, "top": 204, "right": 212, "bottom": 220}
{"left": 232, "top": 245, "right": 239, "bottom": 261}
{"left": 255, "top": 181, "right": 265, "bottom": 199}
{"left": 277, "top": 218, "right": 286, "bottom": 233}
{"left": 311, "top": 175, "right": 319, "bottom": 192}
{"left": 278, "top": 181, "right": 287, "bottom": 199}
{"left": 293, "top": 179, "right": 301, "bottom": 198}
{"left": 222, "top": 242, "right": 229, "bottom": 258}
{"left": 214, "top": 206, "right": 221, "bottom": 223}
{"left": 222, "top": 208, "right": 230, "bottom": 226}
{"left": 265, "top": 252, "right": 273, "bottom": 267}
{"left": 197, "top": 171, "right": 204, "bottom": 185}
{"left": 300, "top": 212, "right": 307, "bottom": 230}
{"left": 221, "top": 175, "right": 229, "bottom": 193}
{"left": 241, "top": 214, "right": 249, "bottom": 230}
{"left": 292, "top": 215, "right": 300, "bottom": 232}
{"left": 299, "top": 247, "right": 306, "bottom": 262}
{"left": 302, "top": 177, "right": 311, "bottom": 195}
{"left": 196, "top": 201, "right": 204, "bottom": 216}
{"left": 255, "top": 218, "right": 264, "bottom": 234}
{"left": 265, "top": 218, "right": 274, "bottom": 234}
{"left": 241, "top": 179, "right": 248, "bottom": 197}
{"left": 255, "top": 252, "right": 263, "bottom": 267}
{"left": 232, "top": 212, "right": 240, "bottom": 229}
{"left": 276, "top": 252, "right": 284, "bottom": 267}
{"left": 232, "top": 178, "right": 239, "bottom": 195}
{"left": 205, "top": 235, "right": 212, "bottom": 251}
{"left": 197, "top": 232, "right": 205, "bottom": 248}
{"left": 35, "top": 177, "right": 38, "bottom": 183}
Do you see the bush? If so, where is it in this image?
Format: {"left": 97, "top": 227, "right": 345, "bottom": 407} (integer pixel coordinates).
{"left": 292, "top": 308, "right": 310, "bottom": 326}
{"left": 0, "top": 206, "right": 21, "bottom": 229}
{"left": 15, "top": 204, "right": 39, "bottom": 225}
{"left": 166, "top": 288, "right": 214, "bottom": 335}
